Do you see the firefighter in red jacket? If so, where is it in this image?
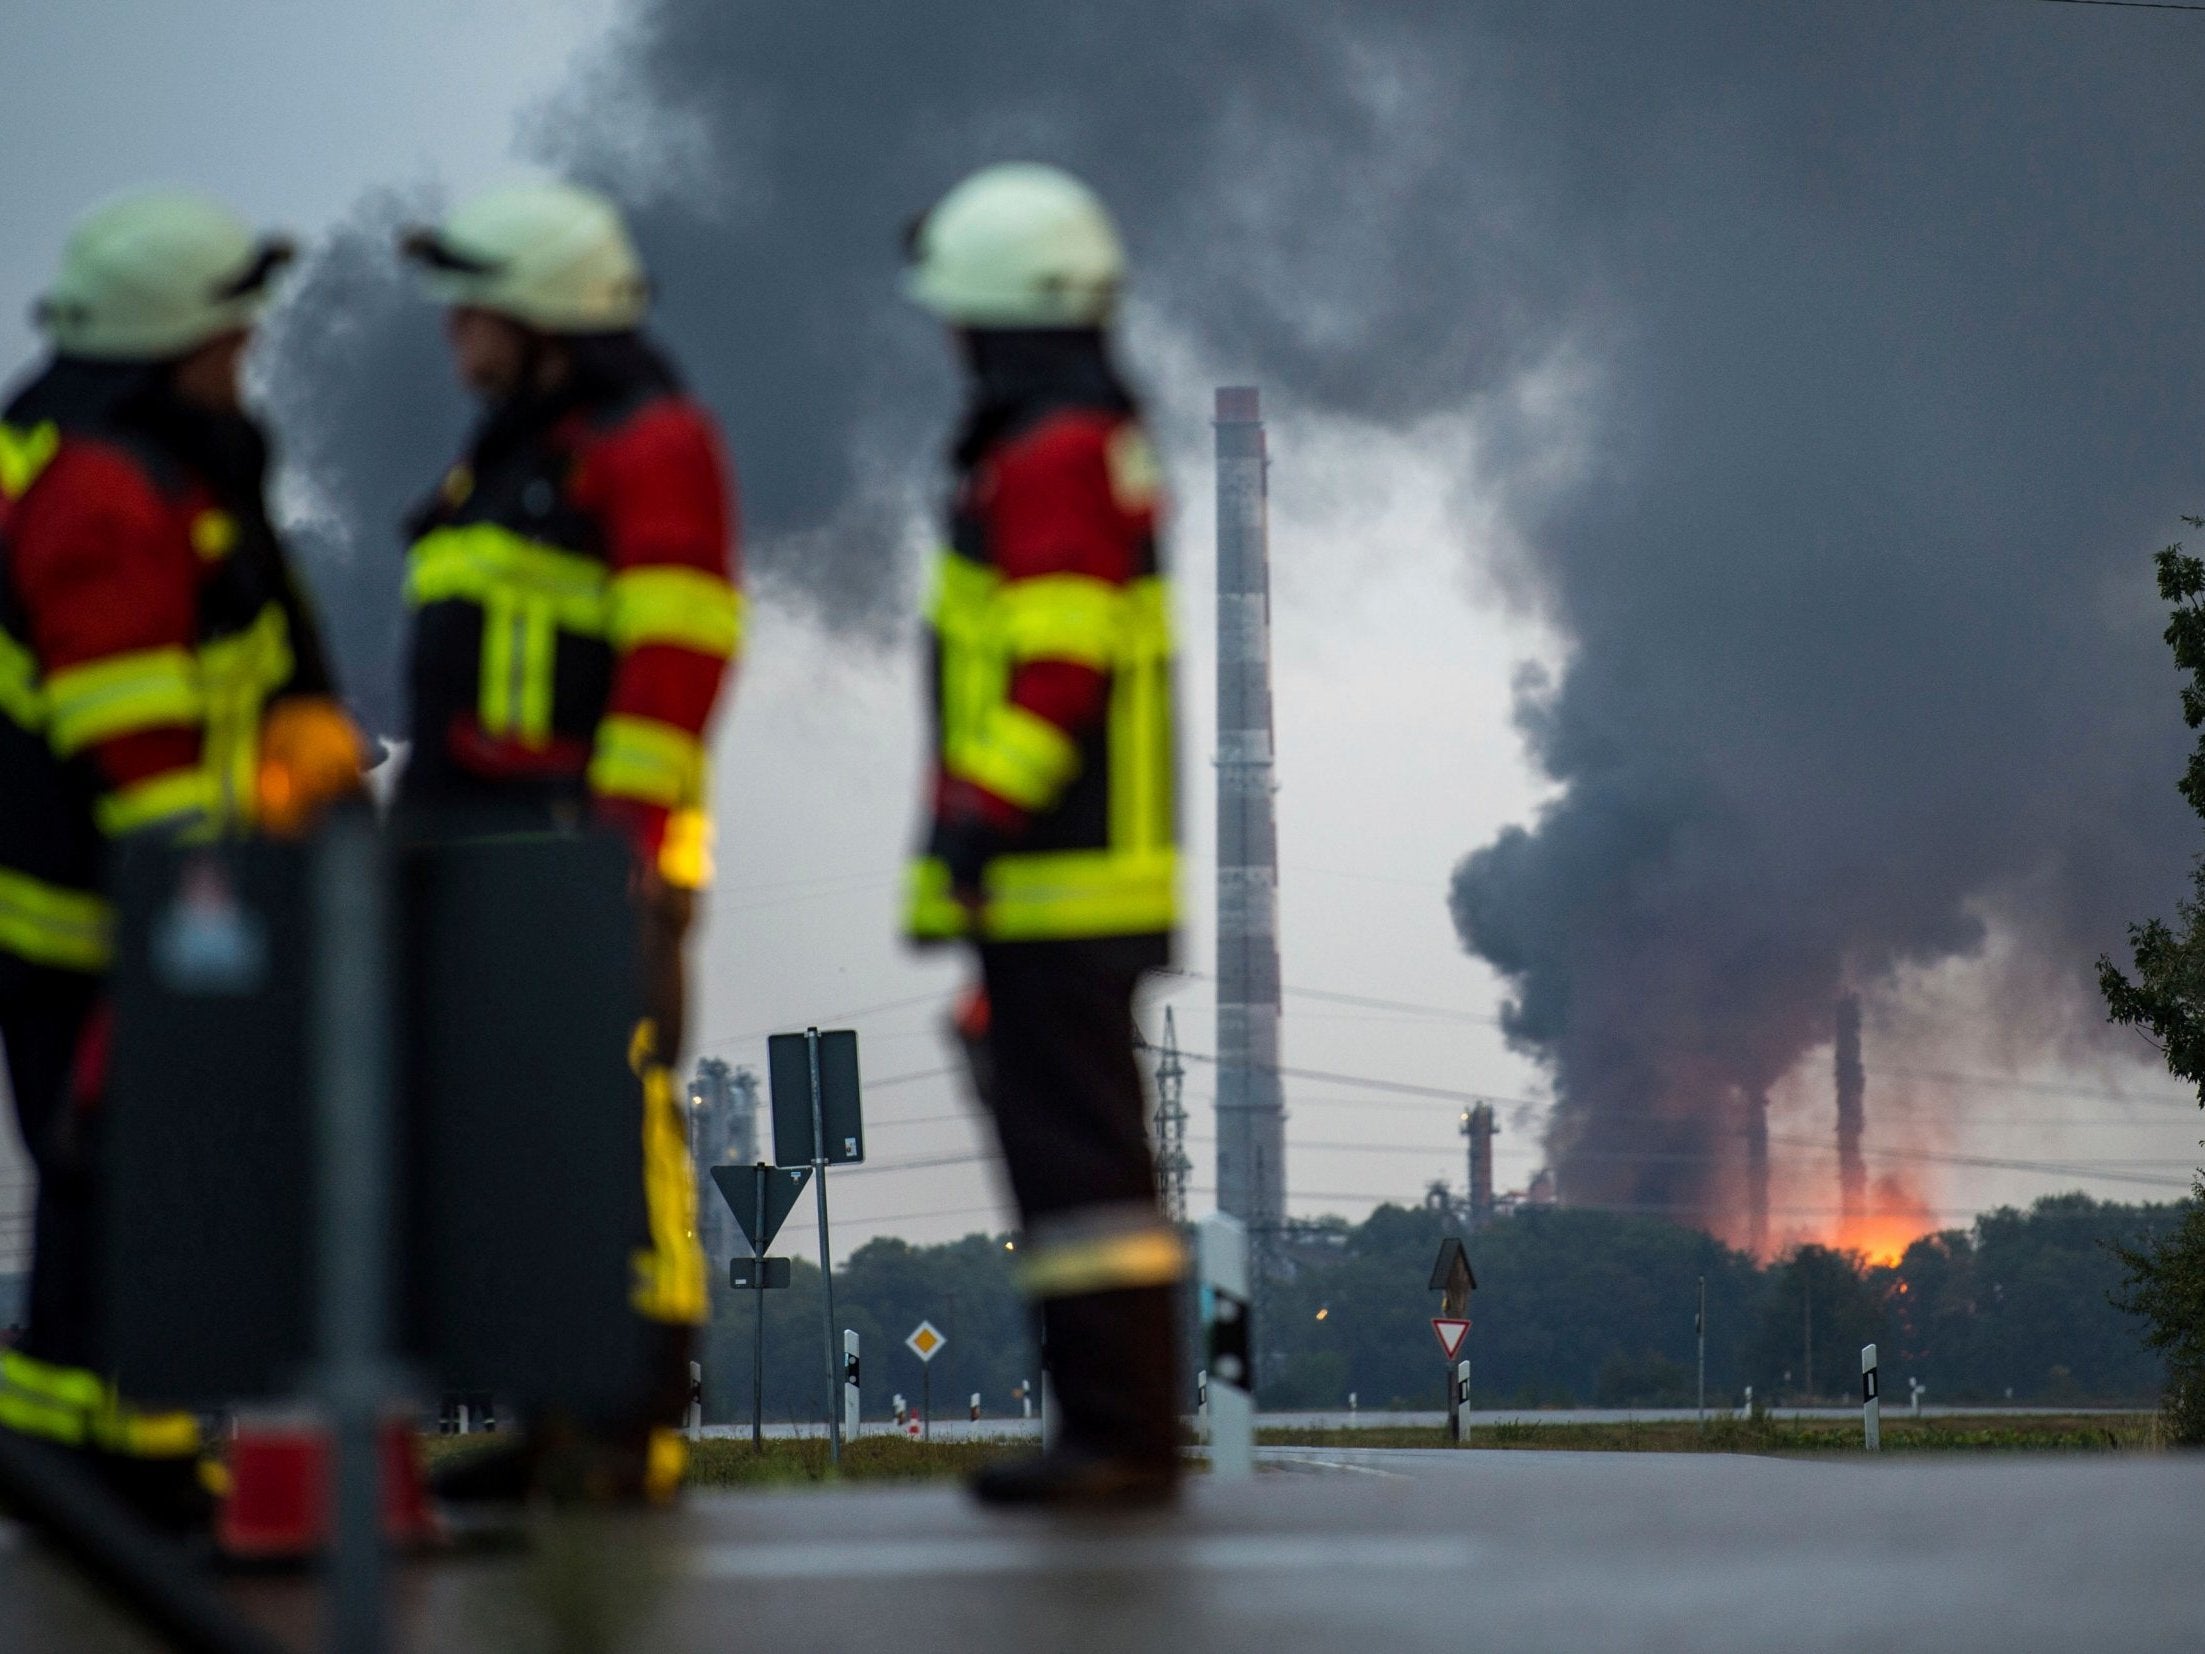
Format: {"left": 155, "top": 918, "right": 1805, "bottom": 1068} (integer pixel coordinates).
{"left": 398, "top": 181, "right": 740, "bottom": 1502}
{"left": 0, "top": 191, "right": 361, "bottom": 1526}
{"left": 903, "top": 164, "right": 1185, "bottom": 1505}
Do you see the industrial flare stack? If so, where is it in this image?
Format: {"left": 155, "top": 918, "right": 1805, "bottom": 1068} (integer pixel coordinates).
{"left": 1744, "top": 1088, "right": 1770, "bottom": 1257}
{"left": 1213, "top": 387, "right": 1287, "bottom": 1240}
{"left": 1462, "top": 1102, "right": 1497, "bottom": 1231}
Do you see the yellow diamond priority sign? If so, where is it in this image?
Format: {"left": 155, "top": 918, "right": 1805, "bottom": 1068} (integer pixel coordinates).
{"left": 905, "top": 1320, "right": 947, "bottom": 1364}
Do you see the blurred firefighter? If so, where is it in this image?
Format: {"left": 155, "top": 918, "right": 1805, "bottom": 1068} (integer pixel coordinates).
{"left": 904, "top": 164, "right": 1185, "bottom": 1505}
{"left": 0, "top": 191, "right": 362, "bottom": 1529}
{"left": 397, "top": 181, "right": 740, "bottom": 1504}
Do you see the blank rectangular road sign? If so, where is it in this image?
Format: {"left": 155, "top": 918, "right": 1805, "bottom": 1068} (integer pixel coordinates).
{"left": 768, "top": 1029, "right": 864, "bottom": 1165}
{"left": 729, "top": 1257, "right": 793, "bottom": 1290}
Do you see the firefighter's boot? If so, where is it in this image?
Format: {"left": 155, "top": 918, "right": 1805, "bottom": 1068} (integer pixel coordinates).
{"left": 970, "top": 1285, "right": 1183, "bottom": 1509}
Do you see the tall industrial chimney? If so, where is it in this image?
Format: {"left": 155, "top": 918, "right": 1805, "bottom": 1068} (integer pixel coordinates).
{"left": 1213, "top": 386, "right": 1287, "bottom": 1239}
{"left": 1835, "top": 995, "right": 1866, "bottom": 1232}
{"left": 1744, "top": 1088, "right": 1770, "bottom": 1256}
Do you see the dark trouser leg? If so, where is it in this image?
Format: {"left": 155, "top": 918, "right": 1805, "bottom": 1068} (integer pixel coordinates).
{"left": 979, "top": 941, "right": 1183, "bottom": 1465}
{"left": 1, "top": 968, "right": 100, "bottom": 1371}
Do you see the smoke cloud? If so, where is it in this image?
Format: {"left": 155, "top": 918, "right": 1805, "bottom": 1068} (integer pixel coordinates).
{"left": 267, "top": 2, "right": 2205, "bottom": 1227}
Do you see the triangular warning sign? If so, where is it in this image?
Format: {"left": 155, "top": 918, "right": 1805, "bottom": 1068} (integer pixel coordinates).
{"left": 712, "top": 1163, "right": 812, "bottom": 1254}
{"left": 1431, "top": 1317, "right": 1471, "bottom": 1362}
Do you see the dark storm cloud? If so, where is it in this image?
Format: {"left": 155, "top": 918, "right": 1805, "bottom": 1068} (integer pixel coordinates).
{"left": 269, "top": 2, "right": 2205, "bottom": 1221}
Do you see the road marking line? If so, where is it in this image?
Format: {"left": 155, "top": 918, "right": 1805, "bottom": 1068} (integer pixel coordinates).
{"left": 689, "top": 1534, "right": 1465, "bottom": 1581}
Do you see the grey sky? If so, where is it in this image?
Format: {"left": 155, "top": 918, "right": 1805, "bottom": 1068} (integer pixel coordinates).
{"left": 6, "top": 2, "right": 2203, "bottom": 1274}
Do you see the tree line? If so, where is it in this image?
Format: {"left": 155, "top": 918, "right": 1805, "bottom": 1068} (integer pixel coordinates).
{"left": 697, "top": 1191, "right": 2185, "bottom": 1425}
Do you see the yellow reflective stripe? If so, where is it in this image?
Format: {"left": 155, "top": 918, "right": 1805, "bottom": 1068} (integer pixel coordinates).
{"left": 905, "top": 848, "right": 1178, "bottom": 942}
{"left": 1110, "top": 580, "right": 1173, "bottom": 856}
{"left": 409, "top": 525, "right": 612, "bottom": 741}
{"left": 999, "top": 574, "right": 1122, "bottom": 668}
{"left": 658, "top": 806, "right": 714, "bottom": 891}
{"left": 631, "top": 1061, "right": 708, "bottom": 1325}
{"left": 949, "top": 703, "right": 1080, "bottom": 812}
{"left": 0, "top": 629, "right": 44, "bottom": 731}
{"left": 519, "top": 601, "right": 559, "bottom": 743}
{"left": 96, "top": 768, "right": 218, "bottom": 838}
{"left": 644, "top": 1428, "right": 688, "bottom": 1503}
{"left": 90, "top": 1401, "right": 200, "bottom": 1459}
{"left": 1017, "top": 1227, "right": 1188, "bottom": 1298}
{"left": 2, "top": 1349, "right": 106, "bottom": 1409}
{"left": 405, "top": 525, "right": 611, "bottom": 625}
{"left": 0, "top": 869, "right": 113, "bottom": 971}
{"left": 0, "top": 1349, "right": 100, "bottom": 1445}
{"left": 926, "top": 549, "right": 1000, "bottom": 631}
{"left": 588, "top": 714, "right": 706, "bottom": 809}
{"left": 0, "top": 1391, "right": 89, "bottom": 1445}
{"left": 197, "top": 604, "right": 291, "bottom": 826}
{"left": 44, "top": 648, "right": 201, "bottom": 756}
{"left": 480, "top": 592, "right": 517, "bottom": 735}
{"left": 609, "top": 566, "right": 744, "bottom": 657}
{"left": 0, "top": 421, "right": 60, "bottom": 500}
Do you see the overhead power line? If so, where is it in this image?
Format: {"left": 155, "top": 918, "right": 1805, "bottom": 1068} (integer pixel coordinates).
{"left": 2027, "top": 0, "right": 2205, "bottom": 11}
{"left": 1152, "top": 969, "right": 2199, "bottom": 1112}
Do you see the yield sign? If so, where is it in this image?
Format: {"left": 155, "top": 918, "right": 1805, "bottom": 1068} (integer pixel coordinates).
{"left": 711, "top": 1163, "right": 812, "bottom": 1254}
{"left": 1431, "top": 1317, "right": 1471, "bottom": 1362}
{"left": 906, "top": 1320, "right": 948, "bottom": 1363}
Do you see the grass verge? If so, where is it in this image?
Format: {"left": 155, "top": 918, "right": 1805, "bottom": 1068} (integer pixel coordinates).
{"left": 1258, "top": 1413, "right": 2161, "bottom": 1454}
{"left": 422, "top": 1411, "right": 2162, "bottom": 1490}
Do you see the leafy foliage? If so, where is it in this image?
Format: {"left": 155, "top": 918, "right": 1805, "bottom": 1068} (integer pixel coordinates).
{"left": 2096, "top": 530, "right": 2205, "bottom": 1439}
{"left": 2099, "top": 530, "right": 2205, "bottom": 1093}
{"left": 2113, "top": 1183, "right": 2205, "bottom": 1444}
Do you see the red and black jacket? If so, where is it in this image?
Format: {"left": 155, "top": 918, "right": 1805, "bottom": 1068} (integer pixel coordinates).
{"left": 0, "top": 358, "right": 336, "bottom": 990}
{"left": 904, "top": 330, "right": 1178, "bottom": 955}
{"left": 399, "top": 335, "right": 740, "bottom": 881}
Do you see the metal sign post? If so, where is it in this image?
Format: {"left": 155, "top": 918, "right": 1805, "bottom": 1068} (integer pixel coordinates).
{"left": 1429, "top": 1238, "right": 1477, "bottom": 1445}
{"left": 1696, "top": 1275, "right": 1707, "bottom": 1427}
{"left": 807, "top": 1030, "right": 839, "bottom": 1464}
{"left": 1862, "top": 1344, "right": 1881, "bottom": 1451}
{"left": 768, "top": 1028, "right": 863, "bottom": 1467}
{"left": 1198, "top": 1213, "right": 1254, "bottom": 1480}
{"left": 756, "top": 1172, "right": 770, "bottom": 1453}
{"left": 710, "top": 1161, "right": 809, "bottom": 1453}
{"left": 906, "top": 1321, "right": 946, "bottom": 1442}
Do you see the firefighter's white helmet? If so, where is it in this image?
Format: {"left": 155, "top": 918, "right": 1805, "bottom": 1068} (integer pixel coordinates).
{"left": 905, "top": 163, "right": 1124, "bottom": 328}
{"left": 403, "top": 181, "right": 648, "bottom": 333}
{"left": 36, "top": 191, "right": 292, "bottom": 361}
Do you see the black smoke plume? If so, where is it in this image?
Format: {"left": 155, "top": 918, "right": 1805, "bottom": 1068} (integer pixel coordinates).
{"left": 267, "top": 3, "right": 2205, "bottom": 1228}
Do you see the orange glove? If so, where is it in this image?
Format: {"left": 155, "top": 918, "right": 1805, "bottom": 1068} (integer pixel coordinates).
{"left": 256, "top": 696, "right": 367, "bottom": 837}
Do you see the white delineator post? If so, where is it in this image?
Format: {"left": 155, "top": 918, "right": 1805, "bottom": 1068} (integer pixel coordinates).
{"left": 1861, "top": 1343, "right": 1881, "bottom": 1451}
{"left": 842, "top": 1331, "right": 861, "bottom": 1441}
{"left": 1453, "top": 1361, "right": 1471, "bottom": 1446}
{"left": 686, "top": 1359, "right": 703, "bottom": 1442}
{"left": 1199, "top": 1212, "right": 1254, "bottom": 1481}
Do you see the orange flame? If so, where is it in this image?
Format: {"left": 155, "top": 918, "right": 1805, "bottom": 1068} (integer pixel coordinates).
{"left": 1830, "top": 1174, "right": 1936, "bottom": 1267}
